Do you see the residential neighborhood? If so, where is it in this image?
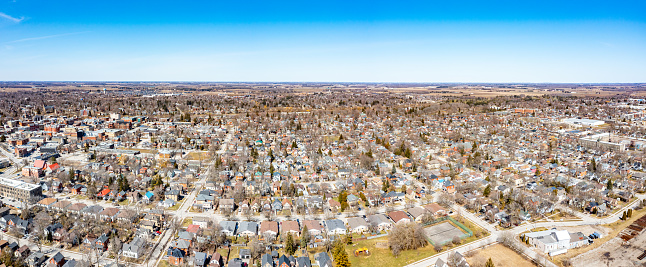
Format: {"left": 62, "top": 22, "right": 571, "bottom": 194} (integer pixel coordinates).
{"left": 0, "top": 82, "right": 645, "bottom": 267}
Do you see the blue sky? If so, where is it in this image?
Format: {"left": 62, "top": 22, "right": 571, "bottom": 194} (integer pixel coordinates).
{"left": 0, "top": 1, "right": 645, "bottom": 82}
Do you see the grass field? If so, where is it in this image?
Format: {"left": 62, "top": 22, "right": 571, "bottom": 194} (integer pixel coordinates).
{"left": 466, "top": 244, "right": 535, "bottom": 267}
{"left": 345, "top": 236, "right": 438, "bottom": 267}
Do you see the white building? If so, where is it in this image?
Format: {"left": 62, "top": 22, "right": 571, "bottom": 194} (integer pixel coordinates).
{"left": 523, "top": 229, "right": 589, "bottom": 256}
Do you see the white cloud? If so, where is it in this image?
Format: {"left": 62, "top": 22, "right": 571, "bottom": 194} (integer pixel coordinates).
{"left": 4, "top": 31, "right": 91, "bottom": 44}
{"left": 0, "top": 12, "right": 24, "bottom": 23}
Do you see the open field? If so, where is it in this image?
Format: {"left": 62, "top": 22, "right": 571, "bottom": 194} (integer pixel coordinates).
{"left": 466, "top": 244, "right": 536, "bottom": 267}
{"left": 185, "top": 151, "right": 210, "bottom": 160}
{"left": 344, "top": 236, "right": 438, "bottom": 267}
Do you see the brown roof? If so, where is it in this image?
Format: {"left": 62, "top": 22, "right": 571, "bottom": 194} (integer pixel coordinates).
{"left": 38, "top": 198, "right": 57, "bottom": 206}
{"left": 280, "top": 220, "right": 300, "bottom": 233}
{"left": 260, "top": 221, "right": 279, "bottom": 233}
{"left": 388, "top": 211, "right": 410, "bottom": 223}
{"left": 99, "top": 207, "right": 120, "bottom": 217}
{"left": 52, "top": 200, "right": 72, "bottom": 209}
{"left": 117, "top": 209, "right": 137, "bottom": 219}
{"left": 424, "top": 203, "right": 445, "bottom": 214}
{"left": 67, "top": 203, "right": 87, "bottom": 212}
{"left": 302, "top": 220, "right": 323, "bottom": 232}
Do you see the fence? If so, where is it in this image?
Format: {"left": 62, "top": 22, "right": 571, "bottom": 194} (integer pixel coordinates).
{"left": 422, "top": 216, "right": 473, "bottom": 245}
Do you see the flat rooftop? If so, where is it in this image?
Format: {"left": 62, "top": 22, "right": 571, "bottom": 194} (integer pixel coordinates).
{"left": 0, "top": 178, "right": 41, "bottom": 191}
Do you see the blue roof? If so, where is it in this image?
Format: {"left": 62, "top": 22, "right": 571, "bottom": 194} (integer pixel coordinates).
{"left": 145, "top": 191, "right": 154, "bottom": 198}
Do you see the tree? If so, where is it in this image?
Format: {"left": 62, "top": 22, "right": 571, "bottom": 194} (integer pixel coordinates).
{"left": 481, "top": 185, "right": 491, "bottom": 198}
{"left": 485, "top": 258, "right": 495, "bottom": 267}
{"left": 391, "top": 165, "right": 396, "bottom": 174}
{"left": 301, "top": 225, "right": 311, "bottom": 248}
{"left": 388, "top": 222, "right": 427, "bottom": 257}
{"left": 338, "top": 190, "right": 349, "bottom": 211}
{"left": 607, "top": 179, "right": 613, "bottom": 191}
{"left": 332, "top": 239, "right": 351, "bottom": 267}
{"left": 628, "top": 209, "right": 633, "bottom": 218}
{"left": 285, "top": 233, "right": 296, "bottom": 255}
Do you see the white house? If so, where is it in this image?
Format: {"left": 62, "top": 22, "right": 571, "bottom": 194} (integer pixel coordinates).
{"left": 324, "top": 219, "right": 347, "bottom": 236}
{"left": 122, "top": 237, "right": 146, "bottom": 259}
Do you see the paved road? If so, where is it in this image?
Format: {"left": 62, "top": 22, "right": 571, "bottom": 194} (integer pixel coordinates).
{"left": 153, "top": 128, "right": 233, "bottom": 267}
{"left": 406, "top": 194, "right": 646, "bottom": 267}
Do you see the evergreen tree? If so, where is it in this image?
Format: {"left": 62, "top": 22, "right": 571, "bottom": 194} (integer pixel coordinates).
{"left": 332, "top": 240, "right": 351, "bottom": 267}
{"left": 301, "top": 225, "right": 310, "bottom": 248}
{"left": 285, "top": 233, "right": 296, "bottom": 255}
{"left": 628, "top": 209, "right": 633, "bottom": 218}
{"left": 607, "top": 179, "right": 613, "bottom": 191}
{"left": 483, "top": 185, "right": 491, "bottom": 197}
{"left": 485, "top": 258, "right": 495, "bottom": 267}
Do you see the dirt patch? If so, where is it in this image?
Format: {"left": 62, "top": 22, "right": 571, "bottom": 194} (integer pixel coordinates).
{"left": 466, "top": 244, "right": 536, "bottom": 267}
{"left": 571, "top": 237, "right": 641, "bottom": 267}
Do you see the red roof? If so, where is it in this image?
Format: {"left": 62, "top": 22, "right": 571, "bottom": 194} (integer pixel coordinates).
{"left": 48, "top": 163, "right": 60, "bottom": 171}
{"left": 98, "top": 188, "right": 111, "bottom": 197}
{"left": 34, "top": 160, "right": 47, "bottom": 169}
{"left": 186, "top": 224, "right": 200, "bottom": 234}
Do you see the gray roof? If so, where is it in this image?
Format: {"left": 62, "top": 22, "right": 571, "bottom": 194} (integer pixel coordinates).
{"left": 324, "top": 219, "right": 345, "bottom": 231}
{"left": 238, "top": 221, "right": 258, "bottom": 234}
{"left": 219, "top": 221, "right": 237, "bottom": 234}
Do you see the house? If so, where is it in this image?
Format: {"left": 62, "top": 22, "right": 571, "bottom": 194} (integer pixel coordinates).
{"left": 346, "top": 217, "right": 369, "bottom": 234}
{"left": 523, "top": 229, "right": 589, "bottom": 256}
{"left": 388, "top": 211, "right": 411, "bottom": 224}
{"left": 367, "top": 214, "right": 393, "bottom": 232}
{"left": 194, "top": 251, "right": 207, "bottom": 267}
{"left": 219, "top": 221, "right": 237, "bottom": 236}
{"left": 159, "top": 199, "right": 176, "bottom": 208}
{"left": 62, "top": 259, "right": 78, "bottom": 267}
{"left": 449, "top": 252, "right": 469, "bottom": 267}
{"left": 260, "top": 221, "right": 279, "bottom": 239}
{"left": 261, "top": 253, "right": 273, "bottom": 267}
{"left": 219, "top": 198, "right": 235, "bottom": 212}
{"left": 238, "top": 221, "right": 258, "bottom": 237}
{"left": 424, "top": 203, "right": 446, "bottom": 216}
{"left": 434, "top": 258, "right": 449, "bottom": 267}
{"left": 95, "top": 233, "right": 109, "bottom": 251}
{"left": 99, "top": 207, "right": 120, "bottom": 221}
{"left": 296, "top": 256, "right": 311, "bottom": 267}
{"left": 14, "top": 245, "right": 30, "bottom": 259}
{"left": 48, "top": 252, "right": 66, "bottom": 267}
{"left": 315, "top": 252, "right": 333, "bottom": 267}
{"left": 281, "top": 220, "right": 300, "bottom": 237}
{"left": 27, "top": 252, "right": 47, "bottom": 267}
{"left": 324, "top": 219, "right": 346, "bottom": 235}
{"left": 302, "top": 220, "right": 323, "bottom": 236}
{"left": 209, "top": 252, "right": 224, "bottom": 267}
{"left": 122, "top": 237, "right": 146, "bottom": 259}
{"left": 407, "top": 207, "right": 428, "bottom": 222}
{"left": 192, "top": 217, "right": 210, "bottom": 229}
{"left": 278, "top": 255, "right": 292, "bottom": 267}
{"left": 167, "top": 248, "right": 186, "bottom": 266}
{"left": 143, "top": 191, "right": 155, "bottom": 203}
